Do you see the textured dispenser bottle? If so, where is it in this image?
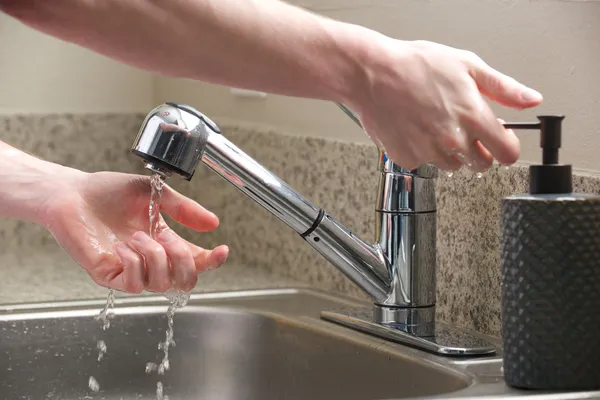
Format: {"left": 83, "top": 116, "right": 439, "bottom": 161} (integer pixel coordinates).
{"left": 500, "top": 115, "right": 600, "bottom": 390}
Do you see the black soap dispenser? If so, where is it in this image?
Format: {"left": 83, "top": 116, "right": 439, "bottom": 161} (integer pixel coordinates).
{"left": 500, "top": 115, "right": 600, "bottom": 390}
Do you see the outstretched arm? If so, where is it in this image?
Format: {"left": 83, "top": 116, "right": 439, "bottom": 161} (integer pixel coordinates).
{"left": 1, "top": 0, "right": 543, "bottom": 170}
{"left": 1, "top": 0, "right": 365, "bottom": 102}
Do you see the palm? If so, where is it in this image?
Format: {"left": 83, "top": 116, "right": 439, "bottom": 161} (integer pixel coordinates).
{"left": 46, "top": 172, "right": 228, "bottom": 293}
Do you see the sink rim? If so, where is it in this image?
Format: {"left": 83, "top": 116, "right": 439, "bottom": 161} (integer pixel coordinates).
{"left": 1, "top": 287, "right": 599, "bottom": 400}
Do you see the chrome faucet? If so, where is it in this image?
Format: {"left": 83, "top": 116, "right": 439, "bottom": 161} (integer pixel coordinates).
{"left": 131, "top": 102, "right": 496, "bottom": 356}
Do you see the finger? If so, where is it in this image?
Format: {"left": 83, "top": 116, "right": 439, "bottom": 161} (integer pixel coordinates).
{"left": 460, "top": 93, "right": 521, "bottom": 165}
{"left": 466, "top": 56, "right": 543, "bottom": 109}
{"left": 157, "top": 229, "right": 197, "bottom": 292}
{"left": 115, "top": 242, "right": 145, "bottom": 294}
{"left": 495, "top": 118, "right": 517, "bottom": 166}
{"left": 432, "top": 148, "right": 463, "bottom": 172}
{"left": 471, "top": 140, "right": 494, "bottom": 170}
{"left": 160, "top": 185, "right": 220, "bottom": 232}
{"left": 130, "top": 231, "right": 171, "bottom": 292}
{"left": 180, "top": 239, "right": 229, "bottom": 273}
{"left": 383, "top": 127, "right": 423, "bottom": 171}
{"left": 438, "top": 124, "right": 493, "bottom": 172}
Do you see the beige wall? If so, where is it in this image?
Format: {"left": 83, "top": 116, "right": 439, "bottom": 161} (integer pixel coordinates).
{"left": 2, "top": 1, "right": 599, "bottom": 170}
{"left": 155, "top": 0, "right": 600, "bottom": 172}
{"left": 0, "top": 13, "right": 153, "bottom": 114}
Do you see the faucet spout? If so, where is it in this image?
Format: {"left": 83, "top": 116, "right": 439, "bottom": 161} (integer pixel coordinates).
{"left": 131, "top": 102, "right": 391, "bottom": 302}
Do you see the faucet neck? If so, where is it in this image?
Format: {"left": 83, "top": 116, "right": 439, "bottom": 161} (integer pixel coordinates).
{"left": 131, "top": 103, "right": 438, "bottom": 309}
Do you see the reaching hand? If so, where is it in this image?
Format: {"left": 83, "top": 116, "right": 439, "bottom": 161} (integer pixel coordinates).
{"left": 41, "top": 171, "right": 229, "bottom": 294}
{"left": 344, "top": 36, "right": 543, "bottom": 171}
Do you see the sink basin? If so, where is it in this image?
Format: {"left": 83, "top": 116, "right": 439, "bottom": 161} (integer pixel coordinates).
{"left": 1, "top": 288, "right": 598, "bottom": 400}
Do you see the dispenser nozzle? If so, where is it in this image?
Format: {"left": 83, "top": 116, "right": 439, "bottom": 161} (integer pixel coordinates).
{"left": 503, "top": 115, "right": 565, "bottom": 165}
{"left": 502, "top": 115, "right": 571, "bottom": 195}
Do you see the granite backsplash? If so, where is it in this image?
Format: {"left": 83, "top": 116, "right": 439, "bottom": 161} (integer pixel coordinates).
{"left": 1, "top": 112, "right": 599, "bottom": 337}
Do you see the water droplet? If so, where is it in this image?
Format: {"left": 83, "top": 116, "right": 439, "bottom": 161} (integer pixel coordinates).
{"left": 88, "top": 376, "right": 100, "bottom": 392}
{"left": 446, "top": 171, "right": 454, "bottom": 178}
{"left": 476, "top": 172, "right": 483, "bottom": 179}
{"left": 97, "top": 340, "right": 107, "bottom": 361}
{"left": 157, "top": 381, "right": 164, "bottom": 399}
{"left": 146, "top": 362, "right": 158, "bottom": 374}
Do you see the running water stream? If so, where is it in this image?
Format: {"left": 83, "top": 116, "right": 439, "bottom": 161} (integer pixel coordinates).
{"left": 89, "top": 173, "right": 190, "bottom": 399}
{"left": 144, "top": 173, "right": 190, "bottom": 400}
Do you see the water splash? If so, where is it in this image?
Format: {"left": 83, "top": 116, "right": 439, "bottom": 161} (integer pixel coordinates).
{"left": 156, "top": 381, "right": 169, "bottom": 400}
{"left": 89, "top": 289, "right": 115, "bottom": 392}
{"left": 88, "top": 376, "right": 100, "bottom": 392}
{"left": 96, "top": 340, "right": 107, "bottom": 362}
{"left": 146, "top": 290, "right": 190, "bottom": 376}
{"left": 94, "top": 289, "right": 115, "bottom": 331}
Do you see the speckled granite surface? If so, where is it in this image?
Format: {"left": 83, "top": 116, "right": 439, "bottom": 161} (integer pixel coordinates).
{"left": 0, "top": 248, "right": 303, "bottom": 305}
{"left": 1, "top": 113, "right": 600, "bottom": 338}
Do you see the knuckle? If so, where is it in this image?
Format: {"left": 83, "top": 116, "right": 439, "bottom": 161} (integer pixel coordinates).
{"left": 170, "top": 243, "right": 192, "bottom": 260}
{"left": 148, "top": 244, "right": 166, "bottom": 260}
{"left": 461, "top": 50, "right": 483, "bottom": 66}
{"left": 89, "top": 273, "right": 109, "bottom": 289}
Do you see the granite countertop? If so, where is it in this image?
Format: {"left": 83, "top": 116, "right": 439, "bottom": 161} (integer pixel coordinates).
{"left": 0, "top": 248, "right": 305, "bottom": 306}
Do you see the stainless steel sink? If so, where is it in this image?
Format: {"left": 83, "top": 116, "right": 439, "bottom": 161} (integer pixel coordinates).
{"left": 1, "top": 288, "right": 599, "bottom": 400}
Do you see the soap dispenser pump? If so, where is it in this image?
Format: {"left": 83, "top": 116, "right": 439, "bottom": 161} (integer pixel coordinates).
{"left": 500, "top": 115, "right": 600, "bottom": 390}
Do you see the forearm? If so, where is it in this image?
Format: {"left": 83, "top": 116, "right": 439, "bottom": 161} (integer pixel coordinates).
{"left": 0, "top": 141, "right": 83, "bottom": 224}
{"left": 1, "top": 0, "right": 376, "bottom": 103}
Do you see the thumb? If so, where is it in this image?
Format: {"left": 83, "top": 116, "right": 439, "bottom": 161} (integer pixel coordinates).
{"left": 469, "top": 62, "right": 543, "bottom": 110}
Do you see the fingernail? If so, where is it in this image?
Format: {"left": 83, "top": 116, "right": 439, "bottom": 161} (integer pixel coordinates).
{"left": 521, "top": 89, "right": 542, "bottom": 103}
{"left": 158, "top": 229, "right": 177, "bottom": 244}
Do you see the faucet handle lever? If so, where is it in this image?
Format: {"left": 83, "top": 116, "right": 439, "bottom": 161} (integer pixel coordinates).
{"left": 335, "top": 103, "right": 438, "bottom": 179}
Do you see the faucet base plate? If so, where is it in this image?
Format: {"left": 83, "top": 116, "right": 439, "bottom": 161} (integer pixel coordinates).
{"left": 321, "top": 306, "right": 496, "bottom": 357}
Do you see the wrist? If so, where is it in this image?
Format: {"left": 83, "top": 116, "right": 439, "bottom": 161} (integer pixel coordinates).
{"left": 315, "top": 19, "right": 376, "bottom": 105}
{"left": 0, "top": 145, "right": 87, "bottom": 226}
{"left": 34, "top": 162, "right": 88, "bottom": 228}
{"left": 323, "top": 21, "right": 399, "bottom": 107}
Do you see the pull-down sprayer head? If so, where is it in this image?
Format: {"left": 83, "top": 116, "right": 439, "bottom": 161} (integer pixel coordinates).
{"left": 131, "top": 102, "right": 221, "bottom": 180}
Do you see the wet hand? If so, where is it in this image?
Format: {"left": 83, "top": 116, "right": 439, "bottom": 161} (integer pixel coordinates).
{"left": 42, "top": 171, "right": 229, "bottom": 294}
{"left": 344, "top": 36, "right": 543, "bottom": 172}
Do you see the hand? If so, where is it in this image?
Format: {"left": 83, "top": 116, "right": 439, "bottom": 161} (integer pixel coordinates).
{"left": 41, "top": 171, "right": 229, "bottom": 294}
{"left": 344, "top": 36, "right": 543, "bottom": 171}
